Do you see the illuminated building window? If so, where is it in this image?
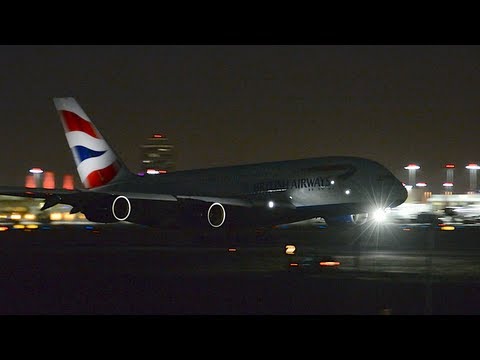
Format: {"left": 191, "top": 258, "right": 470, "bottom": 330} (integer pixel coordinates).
{"left": 423, "top": 191, "right": 432, "bottom": 199}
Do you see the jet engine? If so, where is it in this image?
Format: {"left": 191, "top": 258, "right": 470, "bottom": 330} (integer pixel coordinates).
{"left": 79, "top": 195, "right": 131, "bottom": 223}
{"left": 178, "top": 200, "right": 227, "bottom": 229}
{"left": 207, "top": 202, "right": 226, "bottom": 228}
{"left": 324, "top": 213, "right": 369, "bottom": 228}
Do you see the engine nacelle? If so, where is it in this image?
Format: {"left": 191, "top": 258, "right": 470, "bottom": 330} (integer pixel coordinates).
{"left": 350, "top": 213, "right": 369, "bottom": 225}
{"left": 81, "top": 196, "right": 227, "bottom": 228}
{"left": 324, "top": 213, "right": 369, "bottom": 228}
{"left": 207, "top": 202, "right": 226, "bottom": 228}
{"left": 81, "top": 195, "right": 131, "bottom": 224}
{"left": 177, "top": 200, "right": 228, "bottom": 229}
{"left": 111, "top": 195, "right": 132, "bottom": 221}
{"left": 82, "top": 208, "right": 118, "bottom": 223}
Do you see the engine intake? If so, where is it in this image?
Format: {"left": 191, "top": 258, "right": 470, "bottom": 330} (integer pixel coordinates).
{"left": 112, "top": 195, "right": 131, "bottom": 221}
{"left": 207, "top": 202, "right": 226, "bottom": 227}
{"left": 80, "top": 195, "right": 132, "bottom": 223}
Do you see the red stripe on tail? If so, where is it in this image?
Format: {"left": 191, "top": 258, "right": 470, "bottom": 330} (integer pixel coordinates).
{"left": 85, "top": 162, "right": 120, "bottom": 188}
{"left": 60, "top": 110, "right": 101, "bottom": 139}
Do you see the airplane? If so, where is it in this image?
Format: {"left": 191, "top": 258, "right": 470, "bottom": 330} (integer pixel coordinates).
{"left": 0, "top": 97, "right": 408, "bottom": 233}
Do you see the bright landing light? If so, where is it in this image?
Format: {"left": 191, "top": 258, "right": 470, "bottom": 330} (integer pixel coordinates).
{"left": 372, "top": 208, "right": 388, "bottom": 222}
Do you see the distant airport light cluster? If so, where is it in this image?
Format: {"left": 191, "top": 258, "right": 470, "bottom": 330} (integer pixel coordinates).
{"left": 63, "top": 174, "right": 74, "bottom": 190}
{"left": 25, "top": 175, "right": 35, "bottom": 188}
{"left": 465, "top": 163, "right": 480, "bottom": 192}
{"left": 445, "top": 164, "right": 455, "bottom": 187}
{"left": 27, "top": 167, "right": 44, "bottom": 188}
{"left": 404, "top": 163, "right": 420, "bottom": 187}
{"left": 403, "top": 162, "right": 480, "bottom": 193}
{"left": 25, "top": 168, "right": 75, "bottom": 190}
{"left": 42, "top": 171, "right": 55, "bottom": 189}
{"left": 141, "top": 133, "right": 175, "bottom": 174}
{"left": 146, "top": 169, "right": 168, "bottom": 175}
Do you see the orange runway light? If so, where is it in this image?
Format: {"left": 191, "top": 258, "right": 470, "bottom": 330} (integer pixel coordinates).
{"left": 228, "top": 248, "right": 237, "bottom": 252}
{"left": 289, "top": 263, "right": 299, "bottom": 267}
{"left": 440, "top": 226, "right": 455, "bottom": 231}
{"left": 319, "top": 261, "right": 340, "bottom": 267}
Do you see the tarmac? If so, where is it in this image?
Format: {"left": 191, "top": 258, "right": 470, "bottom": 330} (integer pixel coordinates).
{"left": 1, "top": 222, "right": 480, "bottom": 315}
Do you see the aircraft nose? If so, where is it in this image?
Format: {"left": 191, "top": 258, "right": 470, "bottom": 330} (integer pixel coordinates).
{"left": 369, "top": 175, "right": 408, "bottom": 209}
{"left": 390, "top": 182, "right": 408, "bottom": 208}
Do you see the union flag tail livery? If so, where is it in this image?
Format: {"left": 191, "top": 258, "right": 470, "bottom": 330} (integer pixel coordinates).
{"left": 53, "top": 97, "right": 132, "bottom": 189}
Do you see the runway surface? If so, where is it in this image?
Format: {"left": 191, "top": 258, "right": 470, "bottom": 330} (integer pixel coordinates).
{"left": 1, "top": 222, "right": 480, "bottom": 315}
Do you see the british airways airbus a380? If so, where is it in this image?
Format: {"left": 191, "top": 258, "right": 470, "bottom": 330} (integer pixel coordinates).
{"left": 0, "top": 98, "right": 407, "bottom": 232}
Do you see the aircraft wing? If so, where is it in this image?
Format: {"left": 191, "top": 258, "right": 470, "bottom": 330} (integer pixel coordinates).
{"left": 0, "top": 186, "right": 288, "bottom": 211}
{"left": 0, "top": 186, "right": 78, "bottom": 199}
{"left": 0, "top": 186, "right": 289, "bottom": 206}
{"left": 0, "top": 186, "right": 102, "bottom": 212}
{"left": 0, "top": 185, "right": 296, "bottom": 228}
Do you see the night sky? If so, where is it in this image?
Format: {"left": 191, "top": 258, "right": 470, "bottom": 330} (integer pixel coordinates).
{"left": 1, "top": 45, "right": 479, "bottom": 193}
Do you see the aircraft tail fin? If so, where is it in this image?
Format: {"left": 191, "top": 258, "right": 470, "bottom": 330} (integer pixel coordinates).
{"left": 53, "top": 97, "right": 135, "bottom": 189}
